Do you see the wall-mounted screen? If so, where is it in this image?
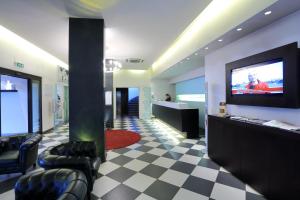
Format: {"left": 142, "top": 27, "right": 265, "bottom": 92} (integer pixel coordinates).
{"left": 231, "top": 60, "right": 283, "bottom": 95}
{"left": 226, "top": 42, "right": 300, "bottom": 108}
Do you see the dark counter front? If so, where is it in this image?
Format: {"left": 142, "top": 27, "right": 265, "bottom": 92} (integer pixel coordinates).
{"left": 152, "top": 104, "right": 199, "bottom": 139}
{"left": 208, "top": 115, "right": 300, "bottom": 200}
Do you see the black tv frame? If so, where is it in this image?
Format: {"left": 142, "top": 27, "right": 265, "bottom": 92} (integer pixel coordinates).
{"left": 226, "top": 42, "right": 300, "bottom": 108}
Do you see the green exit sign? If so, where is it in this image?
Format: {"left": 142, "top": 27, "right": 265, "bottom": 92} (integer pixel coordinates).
{"left": 14, "top": 62, "right": 24, "bottom": 68}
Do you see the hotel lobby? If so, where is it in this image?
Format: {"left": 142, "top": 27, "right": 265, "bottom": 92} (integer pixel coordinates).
{"left": 0, "top": 0, "right": 300, "bottom": 200}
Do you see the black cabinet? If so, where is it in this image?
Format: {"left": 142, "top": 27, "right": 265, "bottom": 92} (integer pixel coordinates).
{"left": 208, "top": 115, "right": 300, "bottom": 200}
{"left": 222, "top": 120, "right": 242, "bottom": 177}
{"left": 240, "top": 124, "right": 271, "bottom": 195}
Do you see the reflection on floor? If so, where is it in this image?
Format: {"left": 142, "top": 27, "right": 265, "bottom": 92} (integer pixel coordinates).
{"left": 0, "top": 117, "right": 266, "bottom": 200}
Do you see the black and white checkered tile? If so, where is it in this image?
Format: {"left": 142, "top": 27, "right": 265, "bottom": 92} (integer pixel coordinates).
{"left": 0, "top": 117, "right": 267, "bottom": 200}
{"left": 94, "top": 118, "right": 266, "bottom": 200}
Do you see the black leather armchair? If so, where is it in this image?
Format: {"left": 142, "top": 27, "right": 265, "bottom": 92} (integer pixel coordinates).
{"left": 38, "top": 141, "right": 101, "bottom": 193}
{"left": 15, "top": 168, "right": 88, "bottom": 200}
{"left": 0, "top": 134, "right": 42, "bottom": 175}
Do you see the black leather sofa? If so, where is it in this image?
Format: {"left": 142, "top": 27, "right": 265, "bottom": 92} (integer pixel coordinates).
{"left": 15, "top": 168, "right": 87, "bottom": 200}
{"left": 38, "top": 141, "right": 101, "bottom": 193}
{"left": 0, "top": 134, "right": 42, "bottom": 175}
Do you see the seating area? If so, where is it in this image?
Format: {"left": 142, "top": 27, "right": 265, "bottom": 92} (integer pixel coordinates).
{"left": 0, "top": 134, "right": 101, "bottom": 200}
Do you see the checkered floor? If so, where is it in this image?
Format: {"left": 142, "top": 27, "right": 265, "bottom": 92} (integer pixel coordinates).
{"left": 0, "top": 117, "right": 267, "bottom": 200}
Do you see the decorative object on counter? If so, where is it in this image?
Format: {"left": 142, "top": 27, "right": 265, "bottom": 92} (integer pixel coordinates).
{"left": 218, "top": 102, "right": 227, "bottom": 117}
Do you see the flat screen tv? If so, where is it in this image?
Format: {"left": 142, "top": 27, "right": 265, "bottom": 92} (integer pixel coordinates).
{"left": 226, "top": 42, "right": 300, "bottom": 108}
{"left": 231, "top": 59, "right": 283, "bottom": 95}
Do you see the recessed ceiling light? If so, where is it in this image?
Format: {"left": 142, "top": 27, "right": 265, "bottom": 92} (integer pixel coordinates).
{"left": 186, "top": 57, "right": 190, "bottom": 60}
{"left": 195, "top": 52, "right": 198, "bottom": 55}
{"left": 264, "top": 10, "right": 272, "bottom": 15}
{"left": 236, "top": 28, "right": 242, "bottom": 31}
{"left": 205, "top": 47, "right": 209, "bottom": 50}
{"left": 218, "top": 39, "right": 223, "bottom": 42}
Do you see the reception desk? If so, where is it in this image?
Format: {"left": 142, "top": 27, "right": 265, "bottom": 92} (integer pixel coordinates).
{"left": 152, "top": 101, "right": 199, "bottom": 138}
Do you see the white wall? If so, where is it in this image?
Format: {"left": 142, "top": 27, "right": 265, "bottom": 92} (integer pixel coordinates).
{"left": 0, "top": 33, "right": 60, "bottom": 132}
{"left": 205, "top": 10, "right": 300, "bottom": 126}
{"left": 151, "top": 79, "right": 175, "bottom": 101}
{"left": 169, "top": 67, "right": 205, "bottom": 84}
{"left": 113, "top": 69, "right": 151, "bottom": 119}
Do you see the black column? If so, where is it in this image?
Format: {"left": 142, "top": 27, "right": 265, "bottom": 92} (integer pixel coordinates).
{"left": 69, "top": 18, "right": 105, "bottom": 161}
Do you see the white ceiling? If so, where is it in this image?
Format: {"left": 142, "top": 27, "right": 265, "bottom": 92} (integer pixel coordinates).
{"left": 0, "top": 0, "right": 211, "bottom": 69}
{"left": 154, "top": 0, "right": 300, "bottom": 79}
{"left": 1, "top": 0, "right": 299, "bottom": 75}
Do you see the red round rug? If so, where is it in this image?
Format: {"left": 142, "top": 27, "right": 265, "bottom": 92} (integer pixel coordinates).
{"left": 105, "top": 130, "right": 141, "bottom": 150}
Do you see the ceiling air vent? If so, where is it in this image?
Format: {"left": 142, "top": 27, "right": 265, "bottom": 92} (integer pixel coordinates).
{"left": 126, "top": 58, "right": 144, "bottom": 64}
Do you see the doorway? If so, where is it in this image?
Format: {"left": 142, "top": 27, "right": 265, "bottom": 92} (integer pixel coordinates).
{"left": 54, "top": 84, "right": 69, "bottom": 128}
{"left": 0, "top": 68, "right": 42, "bottom": 136}
{"left": 116, "top": 88, "right": 139, "bottom": 118}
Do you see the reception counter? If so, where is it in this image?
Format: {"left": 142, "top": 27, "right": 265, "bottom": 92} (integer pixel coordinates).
{"left": 152, "top": 101, "right": 199, "bottom": 138}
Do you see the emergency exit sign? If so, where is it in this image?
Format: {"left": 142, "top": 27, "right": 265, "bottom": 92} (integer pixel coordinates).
{"left": 14, "top": 62, "right": 24, "bottom": 68}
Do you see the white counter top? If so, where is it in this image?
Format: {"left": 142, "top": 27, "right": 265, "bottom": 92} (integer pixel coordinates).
{"left": 152, "top": 100, "right": 190, "bottom": 109}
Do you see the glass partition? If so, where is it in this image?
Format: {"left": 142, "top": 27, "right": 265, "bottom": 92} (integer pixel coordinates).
{"left": 1, "top": 75, "right": 28, "bottom": 136}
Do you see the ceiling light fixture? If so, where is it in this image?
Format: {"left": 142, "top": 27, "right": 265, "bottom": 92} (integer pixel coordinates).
{"left": 104, "top": 59, "right": 122, "bottom": 73}
{"left": 218, "top": 39, "right": 223, "bottom": 42}
{"left": 195, "top": 52, "right": 198, "bottom": 55}
{"left": 264, "top": 10, "right": 272, "bottom": 15}
{"left": 0, "top": 25, "right": 68, "bottom": 69}
{"left": 205, "top": 47, "right": 209, "bottom": 50}
{"left": 186, "top": 57, "right": 190, "bottom": 60}
{"left": 237, "top": 28, "right": 243, "bottom": 31}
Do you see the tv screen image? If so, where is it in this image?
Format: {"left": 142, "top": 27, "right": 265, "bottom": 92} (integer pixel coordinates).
{"left": 231, "top": 60, "right": 283, "bottom": 95}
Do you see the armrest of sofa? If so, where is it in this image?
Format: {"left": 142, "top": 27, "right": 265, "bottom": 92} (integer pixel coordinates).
{"left": 19, "top": 134, "right": 42, "bottom": 151}
{"left": 19, "top": 134, "right": 42, "bottom": 169}
{"left": 38, "top": 152, "right": 92, "bottom": 171}
{"left": 62, "top": 141, "right": 98, "bottom": 158}
{"left": 38, "top": 147, "right": 94, "bottom": 188}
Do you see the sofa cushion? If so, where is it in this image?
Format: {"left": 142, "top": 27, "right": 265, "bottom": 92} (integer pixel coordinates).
{"left": 15, "top": 168, "right": 87, "bottom": 200}
{"left": 0, "top": 150, "right": 19, "bottom": 165}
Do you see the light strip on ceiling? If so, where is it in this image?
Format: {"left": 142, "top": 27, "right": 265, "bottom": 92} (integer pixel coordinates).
{"left": 152, "top": 0, "right": 277, "bottom": 72}
{"left": 0, "top": 25, "right": 68, "bottom": 69}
